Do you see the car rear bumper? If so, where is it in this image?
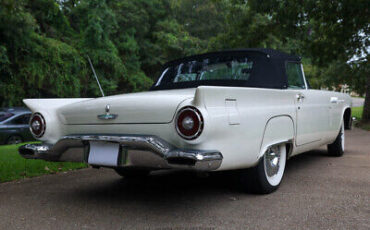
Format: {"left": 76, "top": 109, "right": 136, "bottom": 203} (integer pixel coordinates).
{"left": 18, "top": 134, "right": 223, "bottom": 171}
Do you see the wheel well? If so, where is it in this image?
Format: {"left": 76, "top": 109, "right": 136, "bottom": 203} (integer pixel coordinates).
{"left": 285, "top": 142, "right": 293, "bottom": 158}
{"left": 343, "top": 108, "right": 351, "bottom": 130}
{"left": 259, "top": 115, "right": 294, "bottom": 159}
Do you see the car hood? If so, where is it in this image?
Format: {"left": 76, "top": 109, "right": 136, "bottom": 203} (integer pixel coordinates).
{"left": 58, "top": 88, "right": 196, "bottom": 125}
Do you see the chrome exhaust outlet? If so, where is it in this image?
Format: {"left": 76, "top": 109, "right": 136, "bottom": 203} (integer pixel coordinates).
{"left": 19, "top": 144, "right": 52, "bottom": 160}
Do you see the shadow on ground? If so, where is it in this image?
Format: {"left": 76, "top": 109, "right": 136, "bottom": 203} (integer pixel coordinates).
{"left": 61, "top": 149, "right": 330, "bottom": 206}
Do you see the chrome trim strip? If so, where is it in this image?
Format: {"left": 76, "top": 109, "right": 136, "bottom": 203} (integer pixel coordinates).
{"left": 19, "top": 134, "right": 223, "bottom": 171}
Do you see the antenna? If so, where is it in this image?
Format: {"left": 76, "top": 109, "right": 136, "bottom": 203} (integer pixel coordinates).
{"left": 87, "top": 55, "right": 105, "bottom": 97}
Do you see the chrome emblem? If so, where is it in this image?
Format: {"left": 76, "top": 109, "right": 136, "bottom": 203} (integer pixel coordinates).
{"left": 97, "top": 104, "right": 118, "bottom": 120}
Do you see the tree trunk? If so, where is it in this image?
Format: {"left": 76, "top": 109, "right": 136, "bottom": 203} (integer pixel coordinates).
{"left": 362, "top": 73, "right": 370, "bottom": 122}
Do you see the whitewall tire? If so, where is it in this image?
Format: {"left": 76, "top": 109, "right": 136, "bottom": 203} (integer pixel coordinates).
{"left": 240, "top": 143, "right": 287, "bottom": 194}
{"left": 327, "top": 122, "right": 345, "bottom": 157}
{"left": 264, "top": 144, "right": 286, "bottom": 187}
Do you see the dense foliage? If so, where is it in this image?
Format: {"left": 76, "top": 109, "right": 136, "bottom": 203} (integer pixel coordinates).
{"left": 0, "top": 0, "right": 369, "bottom": 120}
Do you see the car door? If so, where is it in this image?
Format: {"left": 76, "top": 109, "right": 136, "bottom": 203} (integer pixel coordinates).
{"left": 286, "top": 62, "right": 329, "bottom": 146}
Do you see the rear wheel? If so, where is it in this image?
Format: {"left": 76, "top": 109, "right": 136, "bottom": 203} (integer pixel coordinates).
{"left": 240, "top": 144, "right": 287, "bottom": 194}
{"left": 6, "top": 135, "right": 23, "bottom": 145}
{"left": 327, "top": 122, "right": 345, "bottom": 157}
{"left": 114, "top": 168, "right": 150, "bottom": 179}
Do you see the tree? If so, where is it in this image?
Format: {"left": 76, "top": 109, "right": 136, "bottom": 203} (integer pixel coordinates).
{"left": 0, "top": 0, "right": 368, "bottom": 119}
{"left": 360, "top": 60, "right": 370, "bottom": 121}
{"left": 248, "top": 0, "right": 370, "bottom": 122}
{"left": 0, "top": 0, "right": 85, "bottom": 106}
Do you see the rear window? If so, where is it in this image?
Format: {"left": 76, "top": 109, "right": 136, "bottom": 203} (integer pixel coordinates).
{"left": 170, "top": 58, "right": 253, "bottom": 83}
{"left": 0, "top": 112, "right": 14, "bottom": 122}
{"left": 151, "top": 52, "right": 284, "bottom": 90}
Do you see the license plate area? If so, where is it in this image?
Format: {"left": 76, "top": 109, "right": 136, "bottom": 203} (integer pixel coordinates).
{"left": 88, "top": 141, "right": 120, "bottom": 166}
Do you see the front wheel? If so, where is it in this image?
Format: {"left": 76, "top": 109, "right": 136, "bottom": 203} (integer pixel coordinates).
{"left": 327, "top": 122, "right": 345, "bottom": 157}
{"left": 240, "top": 144, "right": 287, "bottom": 194}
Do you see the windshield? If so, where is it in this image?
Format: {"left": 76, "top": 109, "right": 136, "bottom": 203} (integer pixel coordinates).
{"left": 0, "top": 112, "right": 14, "bottom": 122}
{"left": 151, "top": 52, "right": 284, "bottom": 90}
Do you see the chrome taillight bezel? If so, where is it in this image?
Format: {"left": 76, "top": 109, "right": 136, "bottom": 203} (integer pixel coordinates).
{"left": 175, "top": 106, "right": 204, "bottom": 140}
{"left": 29, "top": 113, "right": 46, "bottom": 138}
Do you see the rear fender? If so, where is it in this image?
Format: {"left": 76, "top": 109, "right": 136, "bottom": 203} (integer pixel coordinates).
{"left": 258, "top": 116, "right": 294, "bottom": 159}
{"left": 23, "top": 98, "right": 92, "bottom": 143}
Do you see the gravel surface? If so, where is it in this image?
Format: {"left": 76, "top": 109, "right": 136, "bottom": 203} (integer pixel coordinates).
{"left": 0, "top": 128, "right": 369, "bottom": 230}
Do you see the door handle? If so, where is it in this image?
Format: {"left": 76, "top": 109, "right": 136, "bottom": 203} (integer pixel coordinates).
{"left": 296, "top": 94, "right": 305, "bottom": 102}
{"left": 330, "top": 97, "right": 338, "bottom": 103}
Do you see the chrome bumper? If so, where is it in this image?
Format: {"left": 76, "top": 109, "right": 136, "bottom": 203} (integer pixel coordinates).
{"left": 18, "top": 135, "right": 223, "bottom": 171}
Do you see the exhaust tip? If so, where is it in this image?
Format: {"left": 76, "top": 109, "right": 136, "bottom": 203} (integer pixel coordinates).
{"left": 18, "top": 144, "right": 50, "bottom": 159}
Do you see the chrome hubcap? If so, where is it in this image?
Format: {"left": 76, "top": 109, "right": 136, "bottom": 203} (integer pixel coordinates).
{"left": 264, "top": 146, "right": 281, "bottom": 177}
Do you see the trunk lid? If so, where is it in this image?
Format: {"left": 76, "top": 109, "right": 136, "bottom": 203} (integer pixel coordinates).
{"left": 58, "top": 88, "right": 196, "bottom": 125}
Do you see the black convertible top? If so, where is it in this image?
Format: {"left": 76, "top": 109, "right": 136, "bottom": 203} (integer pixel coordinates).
{"left": 151, "top": 48, "right": 301, "bottom": 90}
{"left": 164, "top": 48, "right": 301, "bottom": 67}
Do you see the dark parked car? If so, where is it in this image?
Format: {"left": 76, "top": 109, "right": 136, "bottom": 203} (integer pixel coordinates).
{"left": 0, "top": 107, "right": 34, "bottom": 145}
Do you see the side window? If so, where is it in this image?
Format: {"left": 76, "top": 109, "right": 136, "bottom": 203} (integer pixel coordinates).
{"left": 286, "top": 62, "right": 306, "bottom": 89}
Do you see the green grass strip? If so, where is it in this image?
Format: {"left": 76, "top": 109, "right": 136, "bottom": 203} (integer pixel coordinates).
{"left": 351, "top": 106, "right": 363, "bottom": 120}
{"left": 0, "top": 142, "right": 87, "bottom": 183}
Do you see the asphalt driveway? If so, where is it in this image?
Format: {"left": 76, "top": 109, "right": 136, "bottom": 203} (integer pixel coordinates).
{"left": 0, "top": 128, "right": 369, "bottom": 230}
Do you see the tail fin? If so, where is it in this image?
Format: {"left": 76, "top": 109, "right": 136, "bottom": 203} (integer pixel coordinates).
{"left": 193, "top": 86, "right": 206, "bottom": 107}
{"left": 23, "top": 98, "right": 92, "bottom": 143}
{"left": 23, "top": 98, "right": 92, "bottom": 113}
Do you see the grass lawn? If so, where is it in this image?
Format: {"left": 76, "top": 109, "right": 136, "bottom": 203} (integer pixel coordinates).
{"left": 0, "top": 143, "right": 87, "bottom": 183}
{"left": 351, "top": 106, "right": 370, "bottom": 131}
{"left": 352, "top": 106, "right": 363, "bottom": 120}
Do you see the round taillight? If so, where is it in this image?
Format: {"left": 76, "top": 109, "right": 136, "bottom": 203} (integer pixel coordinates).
{"left": 29, "top": 113, "right": 46, "bottom": 138}
{"left": 175, "top": 106, "right": 203, "bottom": 140}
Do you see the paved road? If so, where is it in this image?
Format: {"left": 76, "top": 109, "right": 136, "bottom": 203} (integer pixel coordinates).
{"left": 352, "top": 97, "right": 365, "bottom": 107}
{"left": 1, "top": 129, "right": 369, "bottom": 230}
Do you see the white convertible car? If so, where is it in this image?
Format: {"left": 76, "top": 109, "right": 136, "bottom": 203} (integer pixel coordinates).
{"left": 19, "top": 49, "right": 352, "bottom": 194}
